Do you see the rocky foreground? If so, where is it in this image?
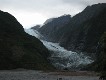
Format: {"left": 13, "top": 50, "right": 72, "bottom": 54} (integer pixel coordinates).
{"left": 0, "top": 69, "right": 99, "bottom": 80}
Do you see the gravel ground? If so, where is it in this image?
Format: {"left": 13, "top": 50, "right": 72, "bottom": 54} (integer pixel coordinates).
{"left": 0, "top": 70, "right": 99, "bottom": 80}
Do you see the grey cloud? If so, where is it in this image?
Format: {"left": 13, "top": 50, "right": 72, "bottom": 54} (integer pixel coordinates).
{"left": 61, "top": 0, "right": 106, "bottom": 7}
{"left": 0, "top": 0, "right": 63, "bottom": 14}
{"left": 0, "top": 0, "right": 105, "bottom": 28}
{"left": 0, "top": 0, "right": 106, "bottom": 17}
{"left": 61, "top": 0, "right": 106, "bottom": 4}
{"left": 0, "top": 0, "right": 79, "bottom": 16}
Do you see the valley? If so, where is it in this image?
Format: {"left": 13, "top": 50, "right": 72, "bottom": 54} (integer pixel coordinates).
{"left": 0, "top": 3, "right": 106, "bottom": 80}
{"left": 25, "top": 29, "right": 93, "bottom": 70}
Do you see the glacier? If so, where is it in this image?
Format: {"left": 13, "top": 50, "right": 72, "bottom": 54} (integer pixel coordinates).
{"left": 25, "top": 29, "right": 93, "bottom": 70}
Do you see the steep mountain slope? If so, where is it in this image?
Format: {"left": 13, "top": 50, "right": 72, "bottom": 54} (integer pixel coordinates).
{"left": 60, "top": 4, "right": 106, "bottom": 53}
{"left": 35, "top": 3, "right": 106, "bottom": 56}
{"left": 0, "top": 10, "right": 53, "bottom": 70}
{"left": 38, "top": 15, "right": 71, "bottom": 42}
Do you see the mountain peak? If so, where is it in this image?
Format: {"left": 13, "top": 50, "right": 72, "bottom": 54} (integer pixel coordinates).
{"left": 0, "top": 10, "right": 24, "bottom": 34}
{"left": 84, "top": 3, "right": 106, "bottom": 12}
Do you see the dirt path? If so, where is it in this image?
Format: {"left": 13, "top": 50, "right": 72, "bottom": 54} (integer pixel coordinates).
{"left": 0, "top": 70, "right": 99, "bottom": 80}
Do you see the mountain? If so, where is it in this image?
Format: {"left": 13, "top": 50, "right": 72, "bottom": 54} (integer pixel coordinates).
{"left": 31, "top": 25, "right": 41, "bottom": 30}
{"left": 58, "top": 3, "right": 106, "bottom": 54}
{"left": 34, "top": 3, "right": 106, "bottom": 56}
{"left": 0, "top": 10, "right": 53, "bottom": 70}
{"left": 37, "top": 14, "right": 71, "bottom": 41}
{"left": 31, "top": 3, "right": 106, "bottom": 72}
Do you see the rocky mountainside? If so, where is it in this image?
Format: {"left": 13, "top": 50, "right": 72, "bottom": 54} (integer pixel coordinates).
{"left": 37, "top": 15, "right": 71, "bottom": 41}
{"left": 0, "top": 10, "right": 53, "bottom": 70}
{"left": 58, "top": 3, "right": 106, "bottom": 54}
{"left": 34, "top": 3, "right": 106, "bottom": 56}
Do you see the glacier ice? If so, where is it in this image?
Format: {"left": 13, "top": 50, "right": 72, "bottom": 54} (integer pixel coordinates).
{"left": 25, "top": 29, "right": 93, "bottom": 70}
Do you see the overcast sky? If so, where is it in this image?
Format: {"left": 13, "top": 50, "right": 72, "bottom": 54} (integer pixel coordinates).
{"left": 0, "top": 0, "right": 106, "bottom": 28}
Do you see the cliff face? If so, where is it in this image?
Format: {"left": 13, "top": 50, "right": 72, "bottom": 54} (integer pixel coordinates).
{"left": 35, "top": 3, "right": 106, "bottom": 57}
{"left": 0, "top": 10, "right": 53, "bottom": 70}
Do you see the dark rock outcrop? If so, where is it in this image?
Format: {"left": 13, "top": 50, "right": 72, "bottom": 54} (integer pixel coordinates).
{"left": 37, "top": 14, "right": 71, "bottom": 42}
{"left": 0, "top": 10, "right": 53, "bottom": 70}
